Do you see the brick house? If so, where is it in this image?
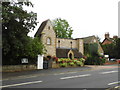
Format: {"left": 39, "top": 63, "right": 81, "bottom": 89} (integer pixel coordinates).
{"left": 102, "top": 32, "right": 118, "bottom": 45}
{"left": 34, "top": 19, "right": 84, "bottom": 59}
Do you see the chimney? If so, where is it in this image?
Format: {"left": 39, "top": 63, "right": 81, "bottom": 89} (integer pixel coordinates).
{"left": 113, "top": 35, "right": 118, "bottom": 39}
{"left": 105, "top": 32, "right": 110, "bottom": 39}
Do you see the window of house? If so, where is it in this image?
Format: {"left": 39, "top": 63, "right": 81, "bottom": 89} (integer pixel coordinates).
{"left": 47, "top": 37, "right": 51, "bottom": 45}
{"left": 58, "top": 40, "right": 60, "bottom": 48}
{"left": 93, "top": 39, "right": 96, "bottom": 43}
{"left": 48, "top": 26, "right": 50, "bottom": 30}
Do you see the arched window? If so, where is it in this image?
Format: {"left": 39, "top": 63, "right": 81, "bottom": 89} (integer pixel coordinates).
{"left": 47, "top": 37, "right": 51, "bottom": 45}
{"left": 48, "top": 26, "right": 50, "bottom": 30}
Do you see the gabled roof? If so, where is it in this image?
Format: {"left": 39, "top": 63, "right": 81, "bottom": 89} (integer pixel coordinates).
{"left": 101, "top": 38, "right": 113, "bottom": 45}
{"left": 34, "top": 19, "right": 49, "bottom": 37}
{"left": 81, "top": 35, "right": 96, "bottom": 43}
{"left": 56, "top": 48, "right": 83, "bottom": 58}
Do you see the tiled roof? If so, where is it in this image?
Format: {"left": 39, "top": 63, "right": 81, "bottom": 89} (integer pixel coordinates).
{"left": 81, "top": 35, "right": 96, "bottom": 43}
{"left": 34, "top": 19, "right": 49, "bottom": 37}
{"left": 101, "top": 38, "right": 113, "bottom": 44}
{"left": 56, "top": 48, "right": 83, "bottom": 58}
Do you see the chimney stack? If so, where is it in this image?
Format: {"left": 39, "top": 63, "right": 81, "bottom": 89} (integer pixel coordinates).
{"left": 113, "top": 35, "right": 118, "bottom": 39}
{"left": 105, "top": 32, "right": 110, "bottom": 39}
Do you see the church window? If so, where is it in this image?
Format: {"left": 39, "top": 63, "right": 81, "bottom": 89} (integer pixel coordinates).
{"left": 48, "top": 26, "right": 50, "bottom": 30}
{"left": 47, "top": 37, "right": 51, "bottom": 45}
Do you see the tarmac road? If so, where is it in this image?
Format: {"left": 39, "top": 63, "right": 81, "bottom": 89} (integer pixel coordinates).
{"left": 1, "top": 64, "right": 120, "bottom": 89}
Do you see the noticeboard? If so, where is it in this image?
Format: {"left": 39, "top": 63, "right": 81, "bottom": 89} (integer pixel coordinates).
{"left": 21, "top": 58, "right": 28, "bottom": 63}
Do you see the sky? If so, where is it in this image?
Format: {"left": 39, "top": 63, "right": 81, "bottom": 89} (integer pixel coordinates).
{"left": 26, "top": 0, "right": 119, "bottom": 41}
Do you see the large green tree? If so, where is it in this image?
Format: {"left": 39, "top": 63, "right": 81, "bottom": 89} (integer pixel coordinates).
{"left": 52, "top": 18, "right": 73, "bottom": 38}
{"left": 2, "top": 1, "right": 45, "bottom": 65}
{"left": 102, "top": 38, "right": 120, "bottom": 59}
{"left": 115, "top": 38, "right": 120, "bottom": 58}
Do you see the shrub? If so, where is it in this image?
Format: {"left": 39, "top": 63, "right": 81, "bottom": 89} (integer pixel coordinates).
{"left": 57, "top": 58, "right": 85, "bottom": 67}
{"left": 59, "top": 62, "right": 67, "bottom": 67}
{"left": 79, "top": 58, "right": 85, "bottom": 62}
{"left": 76, "top": 61, "right": 84, "bottom": 66}
{"left": 69, "top": 62, "right": 75, "bottom": 66}
{"left": 84, "top": 56, "right": 106, "bottom": 65}
{"left": 52, "top": 56, "right": 58, "bottom": 63}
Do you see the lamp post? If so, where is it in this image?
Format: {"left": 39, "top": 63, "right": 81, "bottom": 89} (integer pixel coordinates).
{"left": 58, "top": 40, "right": 60, "bottom": 48}
{"left": 70, "top": 41, "right": 72, "bottom": 49}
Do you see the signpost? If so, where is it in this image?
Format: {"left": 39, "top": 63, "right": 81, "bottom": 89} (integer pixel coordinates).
{"left": 21, "top": 58, "right": 28, "bottom": 64}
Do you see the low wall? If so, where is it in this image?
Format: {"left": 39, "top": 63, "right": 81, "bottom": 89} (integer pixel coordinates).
{"left": 2, "top": 65, "right": 37, "bottom": 72}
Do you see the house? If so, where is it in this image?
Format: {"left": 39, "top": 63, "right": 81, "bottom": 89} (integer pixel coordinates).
{"left": 102, "top": 32, "right": 118, "bottom": 45}
{"left": 34, "top": 19, "right": 84, "bottom": 59}
{"left": 81, "top": 36, "right": 104, "bottom": 55}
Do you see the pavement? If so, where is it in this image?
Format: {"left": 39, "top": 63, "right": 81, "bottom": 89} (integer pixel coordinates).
{"left": 2, "top": 64, "right": 119, "bottom": 80}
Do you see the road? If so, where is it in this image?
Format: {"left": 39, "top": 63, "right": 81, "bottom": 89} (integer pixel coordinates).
{"left": 1, "top": 64, "right": 120, "bottom": 89}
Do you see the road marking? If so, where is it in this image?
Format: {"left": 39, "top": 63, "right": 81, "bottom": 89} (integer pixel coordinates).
{"left": 54, "top": 72, "right": 77, "bottom": 75}
{"left": 0, "top": 80, "right": 43, "bottom": 88}
{"left": 100, "top": 70, "right": 118, "bottom": 74}
{"left": 60, "top": 74, "right": 91, "bottom": 80}
{"left": 108, "top": 81, "right": 120, "bottom": 85}
{"left": 115, "top": 86, "right": 120, "bottom": 88}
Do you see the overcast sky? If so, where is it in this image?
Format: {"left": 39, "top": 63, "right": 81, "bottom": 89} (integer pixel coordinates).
{"left": 27, "top": 0, "right": 119, "bottom": 41}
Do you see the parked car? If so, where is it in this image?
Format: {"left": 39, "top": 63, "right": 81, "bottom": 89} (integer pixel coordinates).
{"left": 117, "top": 59, "right": 120, "bottom": 64}
{"left": 110, "top": 58, "right": 116, "bottom": 61}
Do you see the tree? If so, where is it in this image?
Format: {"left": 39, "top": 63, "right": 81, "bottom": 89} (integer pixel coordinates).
{"left": 2, "top": 1, "right": 45, "bottom": 65}
{"left": 102, "top": 38, "right": 119, "bottom": 59}
{"left": 115, "top": 38, "right": 120, "bottom": 58}
{"left": 96, "top": 36, "right": 101, "bottom": 43}
{"left": 52, "top": 18, "right": 73, "bottom": 38}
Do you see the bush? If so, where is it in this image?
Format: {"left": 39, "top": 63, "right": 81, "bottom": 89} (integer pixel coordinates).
{"left": 58, "top": 58, "right": 85, "bottom": 67}
{"left": 84, "top": 56, "right": 106, "bottom": 65}
{"left": 69, "top": 62, "right": 75, "bottom": 66}
{"left": 59, "top": 63, "right": 67, "bottom": 67}
{"left": 76, "top": 61, "right": 84, "bottom": 66}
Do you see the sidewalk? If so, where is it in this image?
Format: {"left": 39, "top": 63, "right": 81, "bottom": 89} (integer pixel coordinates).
{"left": 2, "top": 66, "right": 92, "bottom": 80}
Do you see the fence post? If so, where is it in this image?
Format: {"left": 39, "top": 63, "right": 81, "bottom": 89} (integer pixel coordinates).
{"left": 37, "top": 54, "right": 44, "bottom": 69}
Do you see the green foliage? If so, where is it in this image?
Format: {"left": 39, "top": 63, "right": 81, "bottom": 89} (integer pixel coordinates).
{"left": 2, "top": 1, "right": 45, "bottom": 65}
{"left": 76, "top": 61, "right": 84, "bottom": 66}
{"left": 79, "top": 58, "right": 85, "bottom": 62}
{"left": 115, "top": 38, "right": 120, "bottom": 58}
{"left": 84, "top": 43, "right": 106, "bottom": 65}
{"left": 58, "top": 58, "right": 84, "bottom": 67}
{"left": 69, "top": 62, "right": 75, "bottom": 66}
{"left": 23, "top": 37, "right": 46, "bottom": 58}
{"left": 52, "top": 18, "right": 73, "bottom": 38}
{"left": 84, "top": 43, "right": 98, "bottom": 56}
{"left": 89, "top": 43, "right": 98, "bottom": 55}
{"left": 102, "top": 38, "right": 120, "bottom": 59}
{"left": 85, "top": 56, "right": 106, "bottom": 65}
{"left": 59, "top": 63, "right": 67, "bottom": 67}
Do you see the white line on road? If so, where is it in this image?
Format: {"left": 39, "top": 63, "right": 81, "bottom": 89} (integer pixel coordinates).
{"left": 100, "top": 71, "right": 118, "bottom": 74}
{"left": 60, "top": 74, "right": 91, "bottom": 80}
{"left": 108, "top": 81, "right": 120, "bottom": 85}
{"left": 0, "top": 80, "right": 43, "bottom": 88}
{"left": 115, "top": 86, "right": 120, "bottom": 88}
{"left": 54, "top": 72, "right": 77, "bottom": 75}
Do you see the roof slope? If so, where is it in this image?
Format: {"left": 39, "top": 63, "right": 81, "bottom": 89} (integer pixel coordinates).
{"left": 56, "top": 48, "right": 83, "bottom": 58}
{"left": 81, "top": 35, "right": 96, "bottom": 43}
{"left": 34, "top": 19, "right": 49, "bottom": 37}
